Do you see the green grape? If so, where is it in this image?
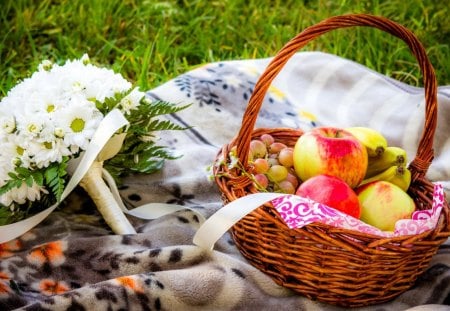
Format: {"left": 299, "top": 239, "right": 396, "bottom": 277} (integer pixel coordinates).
{"left": 278, "top": 147, "right": 294, "bottom": 168}
{"left": 267, "top": 165, "right": 288, "bottom": 182}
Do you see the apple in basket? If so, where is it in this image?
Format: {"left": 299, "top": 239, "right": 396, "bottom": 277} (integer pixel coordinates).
{"left": 296, "top": 174, "right": 361, "bottom": 218}
{"left": 293, "top": 127, "right": 368, "bottom": 188}
{"left": 356, "top": 180, "right": 416, "bottom": 231}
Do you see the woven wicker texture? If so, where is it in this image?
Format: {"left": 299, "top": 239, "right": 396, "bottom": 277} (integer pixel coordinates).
{"left": 213, "top": 14, "right": 450, "bottom": 307}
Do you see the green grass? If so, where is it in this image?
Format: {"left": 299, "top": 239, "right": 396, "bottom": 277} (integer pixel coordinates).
{"left": 1, "top": 0, "right": 449, "bottom": 96}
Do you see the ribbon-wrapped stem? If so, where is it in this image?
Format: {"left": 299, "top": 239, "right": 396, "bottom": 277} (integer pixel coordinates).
{"left": 79, "top": 160, "right": 136, "bottom": 235}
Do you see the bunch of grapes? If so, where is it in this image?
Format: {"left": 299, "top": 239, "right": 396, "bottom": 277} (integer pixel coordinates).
{"left": 248, "top": 134, "right": 299, "bottom": 194}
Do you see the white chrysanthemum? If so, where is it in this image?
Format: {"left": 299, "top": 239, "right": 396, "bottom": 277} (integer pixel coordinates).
{"left": 38, "top": 59, "right": 53, "bottom": 72}
{"left": 0, "top": 115, "right": 16, "bottom": 135}
{"left": 83, "top": 68, "right": 132, "bottom": 103}
{"left": 80, "top": 53, "right": 90, "bottom": 65}
{"left": 32, "top": 136, "right": 71, "bottom": 168}
{"left": 2, "top": 135, "right": 37, "bottom": 169}
{"left": 48, "top": 58, "right": 131, "bottom": 104}
{"left": 54, "top": 98, "right": 103, "bottom": 152}
{"left": 0, "top": 181, "right": 47, "bottom": 206}
{"left": 16, "top": 112, "right": 47, "bottom": 140}
{"left": 119, "top": 88, "right": 145, "bottom": 114}
{"left": 28, "top": 85, "right": 67, "bottom": 114}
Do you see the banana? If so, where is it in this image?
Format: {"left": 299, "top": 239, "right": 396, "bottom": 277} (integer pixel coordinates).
{"left": 365, "top": 146, "right": 408, "bottom": 178}
{"left": 359, "top": 165, "right": 411, "bottom": 191}
{"left": 345, "top": 127, "right": 388, "bottom": 157}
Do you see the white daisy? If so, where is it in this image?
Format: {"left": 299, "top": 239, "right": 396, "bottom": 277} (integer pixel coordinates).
{"left": 16, "top": 112, "right": 47, "bottom": 140}
{"left": 119, "top": 88, "right": 145, "bottom": 114}
{"left": 54, "top": 98, "right": 103, "bottom": 152}
{"left": 33, "top": 136, "right": 71, "bottom": 168}
{"left": 38, "top": 59, "right": 53, "bottom": 71}
{"left": 2, "top": 135, "right": 36, "bottom": 169}
{"left": 0, "top": 115, "right": 16, "bottom": 134}
{"left": 82, "top": 67, "right": 132, "bottom": 103}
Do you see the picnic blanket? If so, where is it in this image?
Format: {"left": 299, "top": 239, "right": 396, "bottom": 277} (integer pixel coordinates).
{"left": 1, "top": 51, "right": 450, "bottom": 311}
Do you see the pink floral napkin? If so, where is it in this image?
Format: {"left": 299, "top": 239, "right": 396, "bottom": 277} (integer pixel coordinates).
{"left": 272, "top": 183, "right": 445, "bottom": 237}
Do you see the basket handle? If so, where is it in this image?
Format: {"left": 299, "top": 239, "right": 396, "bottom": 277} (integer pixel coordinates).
{"left": 235, "top": 14, "right": 438, "bottom": 182}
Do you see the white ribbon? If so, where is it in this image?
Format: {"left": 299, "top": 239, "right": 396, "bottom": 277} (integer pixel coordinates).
{"left": 101, "top": 168, "right": 204, "bottom": 221}
{"left": 0, "top": 109, "right": 128, "bottom": 244}
{"left": 193, "top": 193, "right": 286, "bottom": 250}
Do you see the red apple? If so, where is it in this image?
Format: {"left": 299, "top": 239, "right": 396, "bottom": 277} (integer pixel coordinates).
{"left": 356, "top": 181, "right": 415, "bottom": 231}
{"left": 296, "top": 174, "right": 361, "bottom": 218}
{"left": 293, "top": 127, "right": 368, "bottom": 188}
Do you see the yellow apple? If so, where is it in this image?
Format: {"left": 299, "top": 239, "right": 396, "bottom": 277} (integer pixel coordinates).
{"left": 356, "top": 181, "right": 416, "bottom": 231}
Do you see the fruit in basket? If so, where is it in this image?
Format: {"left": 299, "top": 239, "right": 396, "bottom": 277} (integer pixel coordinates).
{"left": 360, "top": 165, "right": 411, "bottom": 191}
{"left": 365, "top": 146, "right": 408, "bottom": 178}
{"left": 345, "top": 126, "right": 388, "bottom": 157}
{"left": 253, "top": 158, "right": 269, "bottom": 174}
{"left": 269, "top": 142, "right": 288, "bottom": 154}
{"left": 276, "top": 180, "right": 296, "bottom": 194}
{"left": 254, "top": 173, "right": 269, "bottom": 189}
{"left": 356, "top": 181, "right": 415, "bottom": 231}
{"left": 267, "top": 165, "right": 289, "bottom": 182}
{"left": 293, "top": 127, "right": 368, "bottom": 188}
{"left": 278, "top": 148, "right": 294, "bottom": 168}
{"left": 248, "top": 135, "right": 298, "bottom": 194}
{"left": 249, "top": 139, "right": 267, "bottom": 159}
{"left": 260, "top": 133, "right": 275, "bottom": 146}
{"left": 296, "top": 174, "right": 361, "bottom": 218}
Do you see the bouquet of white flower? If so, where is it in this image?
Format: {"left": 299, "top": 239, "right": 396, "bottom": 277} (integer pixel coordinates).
{"left": 0, "top": 54, "right": 187, "bottom": 237}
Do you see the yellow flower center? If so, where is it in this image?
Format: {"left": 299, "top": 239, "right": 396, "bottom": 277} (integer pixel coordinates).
{"left": 54, "top": 128, "right": 64, "bottom": 138}
{"left": 70, "top": 118, "right": 85, "bottom": 133}
{"left": 44, "top": 142, "right": 53, "bottom": 149}
{"left": 16, "top": 146, "right": 24, "bottom": 155}
{"left": 27, "top": 123, "right": 39, "bottom": 133}
{"left": 47, "top": 104, "right": 55, "bottom": 112}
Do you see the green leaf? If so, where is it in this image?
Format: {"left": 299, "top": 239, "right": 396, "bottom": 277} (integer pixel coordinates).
{"left": 15, "top": 167, "right": 31, "bottom": 178}
{"left": 0, "top": 205, "right": 24, "bottom": 226}
{"left": 95, "top": 90, "right": 131, "bottom": 115}
{"left": 44, "top": 159, "right": 68, "bottom": 202}
{"left": 25, "top": 176, "right": 33, "bottom": 187}
{"left": 31, "top": 171, "right": 44, "bottom": 186}
{"left": 104, "top": 100, "right": 189, "bottom": 181}
{"left": 0, "top": 180, "right": 19, "bottom": 196}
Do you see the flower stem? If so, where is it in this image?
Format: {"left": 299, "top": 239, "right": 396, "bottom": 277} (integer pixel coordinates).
{"left": 79, "top": 161, "right": 136, "bottom": 235}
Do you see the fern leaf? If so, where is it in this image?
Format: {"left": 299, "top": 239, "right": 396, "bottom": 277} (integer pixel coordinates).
{"left": 44, "top": 160, "right": 68, "bottom": 202}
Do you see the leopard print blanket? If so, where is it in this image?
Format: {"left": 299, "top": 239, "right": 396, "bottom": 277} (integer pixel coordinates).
{"left": 1, "top": 52, "right": 450, "bottom": 311}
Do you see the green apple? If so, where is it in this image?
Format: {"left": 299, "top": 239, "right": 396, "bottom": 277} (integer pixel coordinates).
{"left": 356, "top": 181, "right": 416, "bottom": 231}
{"left": 293, "top": 127, "right": 368, "bottom": 188}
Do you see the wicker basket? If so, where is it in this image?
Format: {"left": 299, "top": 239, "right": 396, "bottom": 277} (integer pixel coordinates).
{"left": 212, "top": 14, "right": 450, "bottom": 307}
